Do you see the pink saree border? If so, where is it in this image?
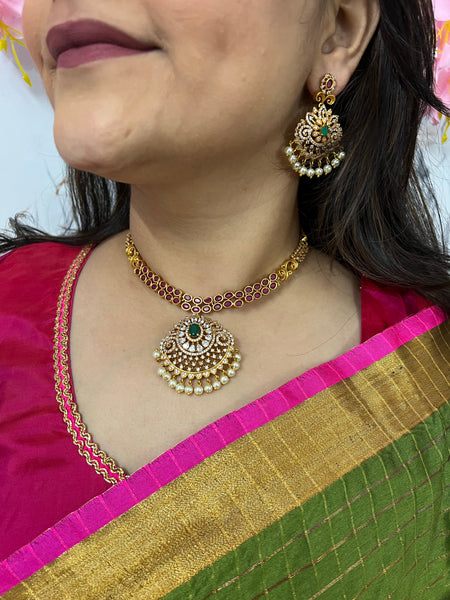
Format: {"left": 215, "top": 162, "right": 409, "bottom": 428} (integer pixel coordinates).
{"left": 0, "top": 305, "right": 446, "bottom": 593}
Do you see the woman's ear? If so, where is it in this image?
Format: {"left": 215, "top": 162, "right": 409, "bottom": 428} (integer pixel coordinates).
{"left": 307, "top": 0, "right": 380, "bottom": 95}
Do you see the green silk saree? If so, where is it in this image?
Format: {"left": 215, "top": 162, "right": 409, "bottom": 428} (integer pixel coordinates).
{"left": 1, "top": 306, "right": 448, "bottom": 599}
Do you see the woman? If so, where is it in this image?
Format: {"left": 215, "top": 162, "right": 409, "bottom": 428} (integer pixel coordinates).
{"left": 0, "top": 0, "right": 449, "bottom": 597}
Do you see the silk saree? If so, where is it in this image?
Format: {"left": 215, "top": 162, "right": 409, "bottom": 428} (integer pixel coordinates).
{"left": 0, "top": 244, "right": 449, "bottom": 599}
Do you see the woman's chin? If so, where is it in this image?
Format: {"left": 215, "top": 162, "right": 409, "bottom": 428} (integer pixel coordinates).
{"left": 53, "top": 122, "right": 133, "bottom": 179}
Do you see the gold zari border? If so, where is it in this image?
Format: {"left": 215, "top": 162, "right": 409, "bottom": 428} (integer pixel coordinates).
{"left": 53, "top": 247, "right": 126, "bottom": 485}
{"left": 8, "top": 319, "right": 449, "bottom": 599}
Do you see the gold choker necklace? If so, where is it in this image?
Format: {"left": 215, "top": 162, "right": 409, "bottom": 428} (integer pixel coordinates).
{"left": 126, "top": 232, "right": 309, "bottom": 396}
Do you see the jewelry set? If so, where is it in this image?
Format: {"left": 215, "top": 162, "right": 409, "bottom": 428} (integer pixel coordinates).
{"left": 126, "top": 74, "right": 344, "bottom": 395}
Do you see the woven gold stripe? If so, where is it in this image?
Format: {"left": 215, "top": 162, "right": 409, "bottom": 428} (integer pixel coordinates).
{"left": 6, "top": 321, "right": 449, "bottom": 600}
{"left": 207, "top": 456, "right": 445, "bottom": 599}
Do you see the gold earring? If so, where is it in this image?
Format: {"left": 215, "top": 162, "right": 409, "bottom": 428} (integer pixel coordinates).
{"left": 285, "top": 73, "right": 345, "bottom": 178}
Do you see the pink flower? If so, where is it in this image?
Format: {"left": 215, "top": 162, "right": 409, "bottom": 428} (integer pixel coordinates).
{"left": 433, "top": 0, "right": 450, "bottom": 22}
{"left": 433, "top": 1, "right": 450, "bottom": 99}
{"left": 428, "top": 1, "right": 450, "bottom": 136}
{"left": 0, "top": 0, "right": 25, "bottom": 32}
{"left": 430, "top": 20, "right": 450, "bottom": 122}
{"left": 1, "top": 0, "right": 30, "bottom": 85}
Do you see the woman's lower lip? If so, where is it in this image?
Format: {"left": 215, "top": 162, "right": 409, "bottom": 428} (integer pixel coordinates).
{"left": 57, "top": 43, "right": 152, "bottom": 68}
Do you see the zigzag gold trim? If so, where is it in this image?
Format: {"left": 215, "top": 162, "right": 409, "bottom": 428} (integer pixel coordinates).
{"left": 53, "top": 246, "right": 126, "bottom": 485}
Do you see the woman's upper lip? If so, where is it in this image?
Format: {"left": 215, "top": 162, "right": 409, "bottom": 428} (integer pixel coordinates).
{"left": 46, "top": 19, "right": 157, "bottom": 61}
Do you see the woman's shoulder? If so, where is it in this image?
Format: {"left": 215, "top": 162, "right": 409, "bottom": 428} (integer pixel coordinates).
{"left": 0, "top": 241, "right": 86, "bottom": 277}
{"left": 0, "top": 241, "right": 88, "bottom": 309}
{"left": 360, "top": 275, "right": 436, "bottom": 341}
{"left": 0, "top": 240, "right": 84, "bottom": 270}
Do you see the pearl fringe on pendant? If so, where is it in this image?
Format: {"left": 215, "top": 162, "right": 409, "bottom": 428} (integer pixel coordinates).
{"left": 153, "top": 315, "right": 241, "bottom": 395}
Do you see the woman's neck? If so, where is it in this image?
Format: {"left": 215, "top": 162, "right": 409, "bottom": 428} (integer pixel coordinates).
{"left": 128, "top": 165, "right": 300, "bottom": 297}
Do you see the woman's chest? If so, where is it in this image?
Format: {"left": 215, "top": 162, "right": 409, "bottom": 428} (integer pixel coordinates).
{"left": 69, "top": 296, "right": 361, "bottom": 476}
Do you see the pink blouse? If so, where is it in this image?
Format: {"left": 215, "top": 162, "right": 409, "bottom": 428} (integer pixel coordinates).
{"left": 0, "top": 242, "right": 431, "bottom": 561}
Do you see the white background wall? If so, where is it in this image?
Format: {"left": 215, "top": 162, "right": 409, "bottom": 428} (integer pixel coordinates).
{"left": 1, "top": 43, "right": 66, "bottom": 235}
{"left": 1, "top": 44, "right": 449, "bottom": 239}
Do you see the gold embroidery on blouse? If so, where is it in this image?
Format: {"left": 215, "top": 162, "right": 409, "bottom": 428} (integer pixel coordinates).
{"left": 53, "top": 246, "right": 126, "bottom": 485}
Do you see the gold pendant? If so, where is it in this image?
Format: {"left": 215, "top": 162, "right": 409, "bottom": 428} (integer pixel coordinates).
{"left": 153, "top": 315, "right": 241, "bottom": 395}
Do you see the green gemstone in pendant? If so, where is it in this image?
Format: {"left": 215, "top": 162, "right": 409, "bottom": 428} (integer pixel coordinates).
{"left": 321, "top": 125, "right": 330, "bottom": 137}
{"left": 189, "top": 323, "right": 201, "bottom": 338}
